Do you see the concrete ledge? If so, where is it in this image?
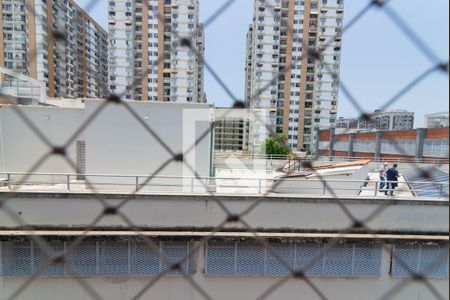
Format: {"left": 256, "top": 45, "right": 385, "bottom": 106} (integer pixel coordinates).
{"left": 0, "top": 191, "right": 448, "bottom": 205}
{"left": 0, "top": 230, "right": 447, "bottom": 242}
{"left": 0, "top": 192, "right": 448, "bottom": 234}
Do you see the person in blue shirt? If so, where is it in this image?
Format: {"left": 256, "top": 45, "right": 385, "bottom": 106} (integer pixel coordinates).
{"left": 386, "top": 164, "right": 400, "bottom": 196}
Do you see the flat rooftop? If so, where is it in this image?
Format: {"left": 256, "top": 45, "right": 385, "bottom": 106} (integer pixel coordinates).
{"left": 0, "top": 168, "right": 448, "bottom": 199}
{"left": 1, "top": 158, "right": 448, "bottom": 199}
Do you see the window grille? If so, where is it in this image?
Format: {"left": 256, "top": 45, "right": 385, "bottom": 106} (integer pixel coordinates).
{"left": 392, "top": 244, "right": 449, "bottom": 279}
{"left": 205, "top": 241, "right": 382, "bottom": 278}
{"left": 1, "top": 240, "right": 193, "bottom": 277}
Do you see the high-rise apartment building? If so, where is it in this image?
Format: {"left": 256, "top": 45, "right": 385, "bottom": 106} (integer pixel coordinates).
{"left": 245, "top": 0, "right": 344, "bottom": 153}
{"left": 0, "top": 0, "right": 108, "bottom": 99}
{"left": 108, "top": 0, "right": 205, "bottom": 103}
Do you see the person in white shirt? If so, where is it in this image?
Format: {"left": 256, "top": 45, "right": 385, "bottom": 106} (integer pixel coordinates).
{"left": 379, "top": 162, "right": 389, "bottom": 191}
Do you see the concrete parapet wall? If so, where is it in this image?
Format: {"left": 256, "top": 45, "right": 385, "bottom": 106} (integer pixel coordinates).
{"left": 0, "top": 193, "right": 447, "bottom": 234}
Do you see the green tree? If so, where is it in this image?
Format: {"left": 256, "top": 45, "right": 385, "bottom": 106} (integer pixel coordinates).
{"left": 260, "top": 134, "right": 291, "bottom": 156}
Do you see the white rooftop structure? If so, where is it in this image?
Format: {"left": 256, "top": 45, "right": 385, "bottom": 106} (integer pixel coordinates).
{"left": 0, "top": 99, "right": 213, "bottom": 186}
{"left": 0, "top": 67, "right": 46, "bottom": 104}
{"left": 425, "top": 112, "right": 449, "bottom": 129}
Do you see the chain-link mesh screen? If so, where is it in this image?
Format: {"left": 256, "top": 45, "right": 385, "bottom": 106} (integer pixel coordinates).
{"left": 0, "top": 0, "right": 448, "bottom": 299}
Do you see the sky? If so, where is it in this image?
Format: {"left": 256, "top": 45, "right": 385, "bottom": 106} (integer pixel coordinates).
{"left": 78, "top": 0, "right": 449, "bottom": 127}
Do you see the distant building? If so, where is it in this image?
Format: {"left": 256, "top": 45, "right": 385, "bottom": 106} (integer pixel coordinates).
{"left": 425, "top": 112, "right": 449, "bottom": 129}
{"left": 0, "top": 0, "right": 109, "bottom": 99}
{"left": 246, "top": 0, "right": 344, "bottom": 152}
{"left": 108, "top": 0, "right": 205, "bottom": 103}
{"left": 336, "top": 117, "right": 358, "bottom": 131}
{"left": 337, "top": 110, "right": 415, "bottom": 132}
{"left": 214, "top": 108, "right": 250, "bottom": 153}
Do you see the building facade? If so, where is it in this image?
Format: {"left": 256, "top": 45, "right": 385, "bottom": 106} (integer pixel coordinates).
{"left": 0, "top": 0, "right": 108, "bottom": 99}
{"left": 108, "top": 0, "right": 205, "bottom": 103}
{"left": 214, "top": 108, "right": 250, "bottom": 153}
{"left": 425, "top": 112, "right": 449, "bottom": 129}
{"left": 0, "top": 192, "right": 448, "bottom": 300}
{"left": 317, "top": 127, "right": 449, "bottom": 161}
{"left": 246, "top": 0, "right": 344, "bottom": 153}
{"left": 337, "top": 110, "right": 415, "bottom": 132}
{"left": 0, "top": 99, "right": 213, "bottom": 185}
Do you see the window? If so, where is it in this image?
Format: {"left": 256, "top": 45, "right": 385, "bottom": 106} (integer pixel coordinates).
{"left": 354, "top": 141, "right": 376, "bottom": 153}
{"left": 381, "top": 140, "right": 416, "bottom": 156}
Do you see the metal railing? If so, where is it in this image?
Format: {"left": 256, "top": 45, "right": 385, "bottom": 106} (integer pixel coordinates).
{"left": 1, "top": 172, "right": 448, "bottom": 199}
{"left": 214, "top": 152, "right": 292, "bottom": 160}
{"left": 215, "top": 153, "right": 450, "bottom": 165}
{"left": 317, "top": 156, "right": 450, "bottom": 165}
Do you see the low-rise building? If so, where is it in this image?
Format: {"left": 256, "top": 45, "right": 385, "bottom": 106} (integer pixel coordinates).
{"left": 425, "top": 112, "right": 449, "bottom": 129}
{"left": 214, "top": 108, "right": 250, "bottom": 153}
{"left": 337, "top": 110, "right": 415, "bottom": 132}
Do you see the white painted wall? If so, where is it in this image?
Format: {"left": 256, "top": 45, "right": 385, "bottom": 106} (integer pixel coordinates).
{"left": 0, "top": 100, "right": 213, "bottom": 185}
{"left": 0, "top": 194, "right": 447, "bottom": 234}
{"left": 83, "top": 100, "right": 212, "bottom": 191}
{"left": 0, "top": 105, "right": 84, "bottom": 182}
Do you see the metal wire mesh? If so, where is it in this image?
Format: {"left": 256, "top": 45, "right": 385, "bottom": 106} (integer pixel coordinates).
{"left": 0, "top": 0, "right": 449, "bottom": 299}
